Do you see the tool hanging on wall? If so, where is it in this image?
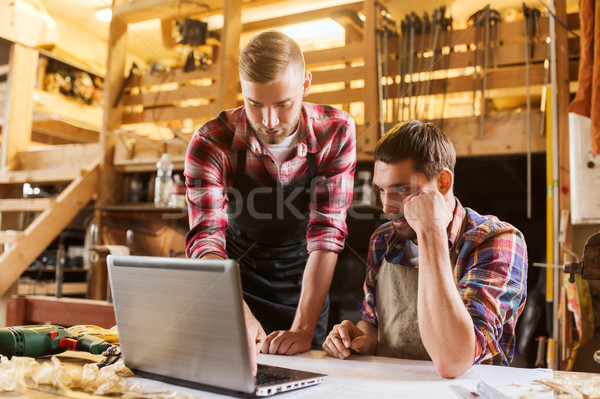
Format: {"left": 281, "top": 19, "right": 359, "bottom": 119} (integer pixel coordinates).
{"left": 422, "top": 6, "right": 445, "bottom": 118}
{"left": 407, "top": 12, "right": 418, "bottom": 120}
{"left": 374, "top": 2, "right": 396, "bottom": 136}
{"left": 395, "top": 6, "right": 454, "bottom": 124}
{"left": 383, "top": 13, "right": 396, "bottom": 133}
{"left": 439, "top": 12, "right": 454, "bottom": 130}
{"left": 397, "top": 18, "right": 408, "bottom": 122}
{"left": 468, "top": 5, "right": 501, "bottom": 139}
{"left": 414, "top": 11, "right": 428, "bottom": 119}
{"left": 522, "top": 4, "right": 542, "bottom": 219}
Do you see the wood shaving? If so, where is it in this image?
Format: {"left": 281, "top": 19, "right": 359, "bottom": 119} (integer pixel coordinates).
{"left": 535, "top": 375, "right": 600, "bottom": 399}
{"left": 0, "top": 356, "right": 198, "bottom": 398}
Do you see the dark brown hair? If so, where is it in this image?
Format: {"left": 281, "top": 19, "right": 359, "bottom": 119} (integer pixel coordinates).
{"left": 374, "top": 120, "right": 456, "bottom": 180}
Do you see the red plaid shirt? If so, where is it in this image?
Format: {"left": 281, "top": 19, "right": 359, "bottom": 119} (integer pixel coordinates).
{"left": 184, "top": 103, "right": 356, "bottom": 259}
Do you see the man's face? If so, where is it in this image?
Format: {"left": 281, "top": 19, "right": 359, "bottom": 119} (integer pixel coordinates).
{"left": 241, "top": 67, "right": 311, "bottom": 145}
{"left": 373, "top": 159, "right": 436, "bottom": 240}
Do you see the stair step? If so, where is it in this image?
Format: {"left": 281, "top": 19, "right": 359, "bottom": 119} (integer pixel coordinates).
{"left": 0, "top": 167, "right": 82, "bottom": 184}
{"left": 0, "top": 198, "right": 56, "bottom": 212}
{"left": 0, "top": 231, "right": 24, "bottom": 244}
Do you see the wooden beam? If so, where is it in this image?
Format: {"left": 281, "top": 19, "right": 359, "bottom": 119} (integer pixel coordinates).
{"left": 126, "top": 65, "right": 218, "bottom": 89}
{"left": 361, "top": 0, "right": 379, "bottom": 155}
{"left": 33, "top": 90, "right": 103, "bottom": 132}
{"left": 0, "top": 163, "right": 99, "bottom": 296}
{"left": 31, "top": 119, "right": 99, "bottom": 143}
{"left": 123, "top": 84, "right": 216, "bottom": 107}
{"left": 113, "top": 0, "right": 225, "bottom": 24}
{"left": 1, "top": 43, "right": 37, "bottom": 169}
{"left": 17, "top": 143, "right": 102, "bottom": 171}
{"left": 99, "top": 6, "right": 129, "bottom": 211}
{"left": 311, "top": 65, "right": 365, "bottom": 85}
{"left": 0, "top": 167, "right": 81, "bottom": 184}
{"left": 241, "top": 2, "right": 363, "bottom": 32}
{"left": 122, "top": 104, "right": 216, "bottom": 124}
{"left": 218, "top": 0, "right": 242, "bottom": 111}
{"left": 0, "top": 231, "right": 23, "bottom": 244}
{"left": 305, "top": 87, "right": 364, "bottom": 105}
{"left": 114, "top": 156, "right": 186, "bottom": 173}
{"left": 0, "top": 198, "right": 56, "bottom": 212}
{"left": 441, "top": 111, "right": 546, "bottom": 156}
{"left": 6, "top": 296, "right": 115, "bottom": 328}
{"left": 115, "top": 129, "right": 163, "bottom": 154}
{"left": 378, "top": 60, "right": 578, "bottom": 98}
{"left": 304, "top": 42, "right": 364, "bottom": 67}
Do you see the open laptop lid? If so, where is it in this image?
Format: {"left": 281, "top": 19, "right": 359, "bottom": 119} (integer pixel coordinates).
{"left": 107, "top": 255, "right": 255, "bottom": 394}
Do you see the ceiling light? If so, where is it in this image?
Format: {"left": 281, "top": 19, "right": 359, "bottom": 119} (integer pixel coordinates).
{"left": 95, "top": 8, "right": 112, "bottom": 22}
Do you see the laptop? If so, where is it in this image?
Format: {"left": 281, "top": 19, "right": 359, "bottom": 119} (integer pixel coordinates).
{"left": 106, "top": 255, "right": 326, "bottom": 397}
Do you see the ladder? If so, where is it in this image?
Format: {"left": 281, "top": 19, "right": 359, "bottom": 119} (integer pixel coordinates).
{"left": 0, "top": 143, "right": 100, "bottom": 296}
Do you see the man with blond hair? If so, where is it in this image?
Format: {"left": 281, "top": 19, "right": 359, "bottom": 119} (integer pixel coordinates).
{"left": 185, "top": 30, "right": 356, "bottom": 373}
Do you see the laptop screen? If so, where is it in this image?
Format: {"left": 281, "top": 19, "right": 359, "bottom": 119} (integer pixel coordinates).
{"left": 107, "top": 255, "right": 255, "bottom": 394}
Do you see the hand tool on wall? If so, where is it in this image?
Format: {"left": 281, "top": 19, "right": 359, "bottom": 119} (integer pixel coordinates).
{"left": 523, "top": 3, "right": 533, "bottom": 219}
{"left": 414, "top": 11, "right": 428, "bottom": 119}
{"left": 479, "top": 5, "right": 490, "bottom": 140}
{"left": 382, "top": 13, "right": 394, "bottom": 132}
{"left": 407, "top": 12, "right": 417, "bottom": 120}
{"left": 398, "top": 19, "right": 408, "bottom": 122}
{"left": 423, "top": 7, "right": 444, "bottom": 118}
{"left": 440, "top": 12, "right": 453, "bottom": 130}
{"left": 0, "top": 325, "right": 121, "bottom": 367}
{"left": 490, "top": 9, "right": 501, "bottom": 69}
{"left": 375, "top": 2, "right": 384, "bottom": 136}
{"left": 113, "top": 62, "right": 139, "bottom": 108}
{"left": 468, "top": 9, "right": 482, "bottom": 118}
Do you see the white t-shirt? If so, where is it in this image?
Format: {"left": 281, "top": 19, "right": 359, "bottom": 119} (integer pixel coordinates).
{"left": 404, "top": 239, "right": 419, "bottom": 267}
{"left": 262, "top": 130, "right": 299, "bottom": 166}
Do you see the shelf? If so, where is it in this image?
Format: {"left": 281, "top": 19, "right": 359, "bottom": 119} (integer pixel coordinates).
{"left": 113, "top": 0, "right": 225, "bottom": 24}
{"left": 17, "top": 281, "right": 88, "bottom": 296}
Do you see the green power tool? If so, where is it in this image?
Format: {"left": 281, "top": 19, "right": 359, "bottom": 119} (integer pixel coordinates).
{"left": 0, "top": 325, "right": 119, "bottom": 364}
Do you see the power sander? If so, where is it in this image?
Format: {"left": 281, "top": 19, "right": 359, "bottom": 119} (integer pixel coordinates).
{"left": 0, "top": 325, "right": 120, "bottom": 366}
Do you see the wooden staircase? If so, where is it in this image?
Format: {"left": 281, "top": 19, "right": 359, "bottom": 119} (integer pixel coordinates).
{"left": 0, "top": 143, "right": 101, "bottom": 296}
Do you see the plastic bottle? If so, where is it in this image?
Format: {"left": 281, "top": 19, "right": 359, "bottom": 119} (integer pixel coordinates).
{"left": 154, "top": 153, "right": 173, "bottom": 206}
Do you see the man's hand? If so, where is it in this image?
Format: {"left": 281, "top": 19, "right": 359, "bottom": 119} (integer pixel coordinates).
{"left": 322, "top": 320, "right": 371, "bottom": 359}
{"left": 243, "top": 302, "right": 266, "bottom": 376}
{"left": 261, "top": 329, "right": 311, "bottom": 355}
{"left": 403, "top": 189, "right": 452, "bottom": 237}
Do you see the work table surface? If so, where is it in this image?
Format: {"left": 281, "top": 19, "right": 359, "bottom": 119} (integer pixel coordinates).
{"left": 0, "top": 350, "right": 565, "bottom": 398}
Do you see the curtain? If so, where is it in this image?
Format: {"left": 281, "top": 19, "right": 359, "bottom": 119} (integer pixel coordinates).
{"left": 569, "top": 0, "right": 600, "bottom": 155}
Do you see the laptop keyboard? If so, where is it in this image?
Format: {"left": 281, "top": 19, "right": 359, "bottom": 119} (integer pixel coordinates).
{"left": 255, "top": 365, "right": 293, "bottom": 386}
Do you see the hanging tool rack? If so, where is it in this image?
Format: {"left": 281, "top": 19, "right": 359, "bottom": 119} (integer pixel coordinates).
{"left": 370, "top": 3, "right": 580, "bottom": 156}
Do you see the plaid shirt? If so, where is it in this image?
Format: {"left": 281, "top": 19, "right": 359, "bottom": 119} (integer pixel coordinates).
{"left": 360, "top": 199, "right": 528, "bottom": 366}
{"left": 185, "top": 103, "right": 356, "bottom": 259}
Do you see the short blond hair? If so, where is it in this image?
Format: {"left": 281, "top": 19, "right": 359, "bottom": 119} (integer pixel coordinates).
{"left": 239, "top": 30, "right": 305, "bottom": 84}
